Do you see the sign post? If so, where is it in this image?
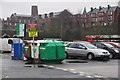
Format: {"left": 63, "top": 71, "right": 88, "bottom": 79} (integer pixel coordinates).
{"left": 28, "top": 24, "right": 38, "bottom": 66}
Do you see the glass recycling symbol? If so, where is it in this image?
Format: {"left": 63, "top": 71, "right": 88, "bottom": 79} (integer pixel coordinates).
{"left": 33, "top": 48, "right": 36, "bottom": 53}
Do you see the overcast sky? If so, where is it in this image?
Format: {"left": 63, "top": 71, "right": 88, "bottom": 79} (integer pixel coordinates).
{"left": 0, "top": 0, "right": 119, "bottom": 19}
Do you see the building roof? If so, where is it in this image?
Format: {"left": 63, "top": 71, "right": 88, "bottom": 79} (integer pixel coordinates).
{"left": 14, "top": 14, "right": 31, "bottom": 18}
{"left": 87, "top": 6, "right": 119, "bottom": 15}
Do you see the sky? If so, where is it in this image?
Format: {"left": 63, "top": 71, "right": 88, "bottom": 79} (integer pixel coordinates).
{"left": 0, "top": 0, "right": 119, "bottom": 20}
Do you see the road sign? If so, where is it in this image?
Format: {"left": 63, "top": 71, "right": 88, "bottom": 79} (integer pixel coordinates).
{"left": 16, "top": 22, "right": 25, "bottom": 37}
{"left": 28, "top": 31, "right": 38, "bottom": 37}
{"left": 28, "top": 24, "right": 38, "bottom": 37}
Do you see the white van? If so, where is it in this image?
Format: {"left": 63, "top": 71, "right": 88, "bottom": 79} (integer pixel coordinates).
{"left": 0, "top": 38, "right": 12, "bottom": 52}
{"left": 0, "top": 38, "right": 23, "bottom": 52}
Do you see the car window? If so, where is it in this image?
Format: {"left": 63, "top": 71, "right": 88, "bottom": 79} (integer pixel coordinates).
{"left": 66, "top": 43, "right": 72, "bottom": 47}
{"left": 96, "top": 43, "right": 105, "bottom": 48}
{"left": 77, "top": 44, "right": 86, "bottom": 49}
{"left": 103, "top": 43, "right": 114, "bottom": 48}
{"left": 69, "top": 43, "right": 77, "bottom": 48}
{"left": 82, "top": 43, "right": 97, "bottom": 49}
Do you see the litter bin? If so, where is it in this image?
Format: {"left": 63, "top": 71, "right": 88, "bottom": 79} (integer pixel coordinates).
{"left": 39, "top": 40, "right": 65, "bottom": 64}
{"left": 11, "top": 38, "right": 23, "bottom": 60}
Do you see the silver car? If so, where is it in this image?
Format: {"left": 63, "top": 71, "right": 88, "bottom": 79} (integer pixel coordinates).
{"left": 65, "top": 41, "right": 110, "bottom": 60}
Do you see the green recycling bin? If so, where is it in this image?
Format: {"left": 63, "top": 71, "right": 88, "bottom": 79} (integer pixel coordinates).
{"left": 39, "top": 40, "right": 65, "bottom": 64}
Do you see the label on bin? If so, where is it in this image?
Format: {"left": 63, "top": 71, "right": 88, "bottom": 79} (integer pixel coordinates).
{"left": 33, "top": 48, "right": 36, "bottom": 53}
{"left": 25, "top": 47, "right": 29, "bottom": 52}
{"left": 40, "top": 48, "right": 45, "bottom": 50}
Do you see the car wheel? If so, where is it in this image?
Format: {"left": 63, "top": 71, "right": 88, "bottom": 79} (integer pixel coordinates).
{"left": 65, "top": 52, "right": 68, "bottom": 59}
{"left": 109, "top": 53, "right": 114, "bottom": 59}
{"left": 87, "top": 53, "right": 94, "bottom": 60}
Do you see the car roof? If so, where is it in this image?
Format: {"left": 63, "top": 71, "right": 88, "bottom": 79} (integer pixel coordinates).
{"left": 73, "top": 41, "right": 90, "bottom": 44}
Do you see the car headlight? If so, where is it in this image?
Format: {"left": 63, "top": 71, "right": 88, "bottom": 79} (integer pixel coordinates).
{"left": 102, "top": 52, "right": 108, "bottom": 54}
{"left": 114, "top": 50, "right": 119, "bottom": 53}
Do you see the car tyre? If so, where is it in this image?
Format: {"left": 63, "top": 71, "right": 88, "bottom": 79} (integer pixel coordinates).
{"left": 87, "top": 53, "right": 94, "bottom": 60}
{"left": 65, "top": 52, "right": 68, "bottom": 59}
{"left": 109, "top": 53, "right": 114, "bottom": 59}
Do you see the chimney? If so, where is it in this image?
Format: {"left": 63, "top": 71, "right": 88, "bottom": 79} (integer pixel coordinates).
{"left": 118, "top": 1, "right": 120, "bottom": 7}
{"left": 49, "top": 12, "right": 53, "bottom": 18}
{"left": 45, "top": 14, "right": 48, "bottom": 18}
{"left": 99, "top": 6, "right": 102, "bottom": 11}
{"left": 108, "top": 5, "right": 110, "bottom": 10}
{"left": 31, "top": 6, "right": 38, "bottom": 16}
{"left": 91, "top": 7, "right": 93, "bottom": 12}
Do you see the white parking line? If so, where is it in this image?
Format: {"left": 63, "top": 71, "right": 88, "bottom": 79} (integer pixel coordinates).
{"left": 48, "top": 65, "right": 55, "bottom": 68}
{"left": 71, "top": 71, "right": 78, "bottom": 74}
{"left": 55, "top": 67, "right": 63, "bottom": 70}
{"left": 61, "top": 69, "right": 68, "bottom": 71}
{"left": 69, "top": 69, "right": 75, "bottom": 71}
{"left": 86, "top": 75, "right": 93, "bottom": 78}
{"left": 41, "top": 64, "right": 104, "bottom": 78}
{"left": 94, "top": 75, "right": 103, "bottom": 78}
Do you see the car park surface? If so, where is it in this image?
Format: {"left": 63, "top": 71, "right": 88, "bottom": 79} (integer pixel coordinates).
{"left": 1, "top": 53, "right": 118, "bottom": 79}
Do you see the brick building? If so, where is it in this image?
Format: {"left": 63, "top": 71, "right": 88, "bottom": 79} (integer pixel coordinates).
{"left": 81, "top": 5, "right": 120, "bottom": 28}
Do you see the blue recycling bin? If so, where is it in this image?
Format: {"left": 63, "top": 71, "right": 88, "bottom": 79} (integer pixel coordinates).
{"left": 11, "top": 43, "right": 23, "bottom": 60}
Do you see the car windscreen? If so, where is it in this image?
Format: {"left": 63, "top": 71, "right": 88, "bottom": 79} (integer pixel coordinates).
{"left": 103, "top": 43, "right": 115, "bottom": 48}
{"left": 82, "top": 43, "right": 97, "bottom": 49}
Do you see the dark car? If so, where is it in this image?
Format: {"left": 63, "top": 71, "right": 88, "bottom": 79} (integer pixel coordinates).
{"left": 91, "top": 42, "right": 120, "bottom": 59}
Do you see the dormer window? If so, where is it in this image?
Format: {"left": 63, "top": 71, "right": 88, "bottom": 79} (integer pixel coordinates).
{"left": 108, "top": 11, "right": 112, "bottom": 15}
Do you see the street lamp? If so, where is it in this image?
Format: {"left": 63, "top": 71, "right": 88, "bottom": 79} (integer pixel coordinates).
{"left": 61, "top": 17, "right": 63, "bottom": 40}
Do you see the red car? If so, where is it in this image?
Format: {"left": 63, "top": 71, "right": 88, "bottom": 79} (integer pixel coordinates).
{"left": 108, "top": 42, "right": 120, "bottom": 49}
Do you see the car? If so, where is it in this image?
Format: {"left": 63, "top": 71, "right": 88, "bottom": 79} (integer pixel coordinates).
{"left": 65, "top": 41, "right": 110, "bottom": 61}
{"left": 108, "top": 42, "right": 120, "bottom": 49}
{"left": 91, "top": 42, "right": 120, "bottom": 59}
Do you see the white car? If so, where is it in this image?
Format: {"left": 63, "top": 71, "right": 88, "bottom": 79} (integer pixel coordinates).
{"left": 65, "top": 41, "right": 110, "bottom": 60}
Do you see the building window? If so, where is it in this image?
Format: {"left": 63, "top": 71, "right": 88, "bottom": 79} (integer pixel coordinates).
{"left": 91, "top": 13, "right": 96, "bottom": 17}
{"left": 9, "top": 23, "right": 11, "bottom": 26}
{"left": 15, "top": 23, "right": 16, "bottom": 26}
{"left": 108, "top": 11, "right": 112, "bottom": 15}
{"left": 108, "top": 16, "right": 112, "bottom": 21}
{"left": 19, "top": 19, "right": 21, "bottom": 22}
{"left": 99, "top": 12, "right": 103, "bottom": 16}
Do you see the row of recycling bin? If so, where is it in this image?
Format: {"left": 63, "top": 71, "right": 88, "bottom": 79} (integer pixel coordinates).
{"left": 10, "top": 40, "right": 66, "bottom": 63}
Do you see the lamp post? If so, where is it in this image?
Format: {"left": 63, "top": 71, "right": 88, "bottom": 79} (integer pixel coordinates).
{"left": 61, "top": 16, "right": 63, "bottom": 40}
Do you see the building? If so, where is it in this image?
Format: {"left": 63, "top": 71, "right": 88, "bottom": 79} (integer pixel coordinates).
{"left": 2, "top": 5, "right": 120, "bottom": 36}
{"left": 81, "top": 5, "right": 120, "bottom": 28}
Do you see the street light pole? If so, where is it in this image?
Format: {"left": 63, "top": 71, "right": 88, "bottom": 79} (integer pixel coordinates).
{"left": 61, "top": 17, "right": 63, "bottom": 40}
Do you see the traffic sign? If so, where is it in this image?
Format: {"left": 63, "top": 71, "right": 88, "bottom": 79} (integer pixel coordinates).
{"left": 28, "top": 24, "right": 38, "bottom": 37}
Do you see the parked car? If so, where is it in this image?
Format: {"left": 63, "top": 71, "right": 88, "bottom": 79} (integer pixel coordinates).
{"left": 65, "top": 41, "right": 110, "bottom": 60}
{"left": 91, "top": 42, "right": 120, "bottom": 59}
{"left": 108, "top": 42, "right": 120, "bottom": 49}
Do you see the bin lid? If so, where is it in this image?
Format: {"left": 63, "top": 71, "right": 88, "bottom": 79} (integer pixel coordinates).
{"left": 12, "top": 38, "right": 23, "bottom": 43}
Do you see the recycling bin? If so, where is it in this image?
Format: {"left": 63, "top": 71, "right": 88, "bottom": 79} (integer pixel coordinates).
{"left": 11, "top": 38, "right": 23, "bottom": 60}
{"left": 11, "top": 43, "right": 23, "bottom": 60}
{"left": 31, "top": 42, "right": 39, "bottom": 59}
{"left": 39, "top": 40, "right": 65, "bottom": 64}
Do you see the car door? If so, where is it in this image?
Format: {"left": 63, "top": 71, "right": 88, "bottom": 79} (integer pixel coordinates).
{"left": 66, "top": 43, "right": 78, "bottom": 57}
{"left": 75, "top": 44, "right": 88, "bottom": 57}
